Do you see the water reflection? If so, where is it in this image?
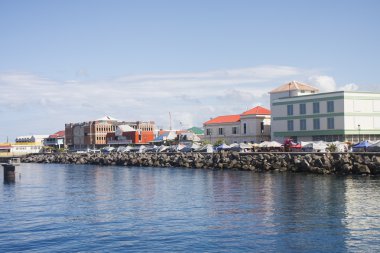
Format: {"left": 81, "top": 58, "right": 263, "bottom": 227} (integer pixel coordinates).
{"left": 1, "top": 164, "right": 380, "bottom": 252}
{"left": 344, "top": 176, "right": 380, "bottom": 252}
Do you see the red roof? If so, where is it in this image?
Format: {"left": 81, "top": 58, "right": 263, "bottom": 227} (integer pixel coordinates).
{"left": 204, "top": 115, "right": 241, "bottom": 125}
{"left": 241, "top": 106, "right": 271, "bottom": 116}
{"left": 49, "top": 130, "right": 65, "bottom": 138}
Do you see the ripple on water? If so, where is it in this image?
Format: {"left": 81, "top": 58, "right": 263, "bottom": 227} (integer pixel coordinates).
{"left": 0, "top": 164, "right": 380, "bottom": 252}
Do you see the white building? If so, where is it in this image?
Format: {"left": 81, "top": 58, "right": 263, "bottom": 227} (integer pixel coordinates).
{"left": 203, "top": 106, "right": 271, "bottom": 144}
{"left": 270, "top": 81, "right": 380, "bottom": 143}
{"left": 15, "top": 135, "right": 49, "bottom": 145}
{"left": 10, "top": 143, "right": 44, "bottom": 154}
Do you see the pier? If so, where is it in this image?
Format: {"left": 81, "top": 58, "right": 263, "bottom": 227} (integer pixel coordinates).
{"left": 1, "top": 157, "right": 21, "bottom": 183}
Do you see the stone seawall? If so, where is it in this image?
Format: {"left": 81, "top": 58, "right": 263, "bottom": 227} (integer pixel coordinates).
{"left": 22, "top": 152, "right": 380, "bottom": 175}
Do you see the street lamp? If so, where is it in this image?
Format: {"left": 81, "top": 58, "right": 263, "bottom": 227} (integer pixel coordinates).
{"left": 358, "top": 124, "right": 361, "bottom": 142}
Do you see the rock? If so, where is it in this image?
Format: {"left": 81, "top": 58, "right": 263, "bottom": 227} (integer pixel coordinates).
{"left": 20, "top": 151, "right": 380, "bottom": 176}
{"left": 300, "top": 159, "right": 311, "bottom": 171}
{"left": 368, "top": 163, "right": 380, "bottom": 175}
{"left": 353, "top": 164, "right": 371, "bottom": 174}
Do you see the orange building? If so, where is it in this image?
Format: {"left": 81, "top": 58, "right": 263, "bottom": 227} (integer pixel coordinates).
{"left": 107, "top": 130, "right": 155, "bottom": 145}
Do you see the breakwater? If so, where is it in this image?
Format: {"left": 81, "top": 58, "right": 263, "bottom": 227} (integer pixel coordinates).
{"left": 22, "top": 151, "right": 380, "bottom": 175}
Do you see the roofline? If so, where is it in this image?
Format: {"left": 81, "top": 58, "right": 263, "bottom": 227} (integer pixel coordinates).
{"left": 240, "top": 114, "right": 271, "bottom": 118}
{"left": 203, "top": 121, "right": 241, "bottom": 126}
{"left": 274, "top": 90, "right": 380, "bottom": 101}
{"left": 269, "top": 81, "right": 319, "bottom": 94}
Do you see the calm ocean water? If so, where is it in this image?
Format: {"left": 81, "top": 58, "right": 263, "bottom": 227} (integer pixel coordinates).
{"left": 1, "top": 163, "right": 380, "bottom": 252}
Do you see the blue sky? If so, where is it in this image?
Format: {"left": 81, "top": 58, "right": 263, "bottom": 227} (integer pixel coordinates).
{"left": 1, "top": 0, "right": 380, "bottom": 141}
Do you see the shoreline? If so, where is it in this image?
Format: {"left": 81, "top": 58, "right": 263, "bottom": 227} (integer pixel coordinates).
{"left": 22, "top": 151, "right": 380, "bottom": 175}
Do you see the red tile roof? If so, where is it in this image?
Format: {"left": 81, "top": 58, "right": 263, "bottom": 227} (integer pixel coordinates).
{"left": 204, "top": 115, "right": 241, "bottom": 125}
{"left": 241, "top": 106, "right": 271, "bottom": 116}
{"left": 49, "top": 130, "right": 65, "bottom": 138}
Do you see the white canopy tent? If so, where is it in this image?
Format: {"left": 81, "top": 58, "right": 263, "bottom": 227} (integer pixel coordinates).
{"left": 258, "top": 141, "right": 282, "bottom": 148}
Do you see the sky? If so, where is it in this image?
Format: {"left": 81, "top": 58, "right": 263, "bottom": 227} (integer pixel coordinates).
{"left": 1, "top": 0, "right": 380, "bottom": 141}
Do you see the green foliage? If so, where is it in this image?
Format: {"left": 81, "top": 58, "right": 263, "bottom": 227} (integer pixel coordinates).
{"left": 213, "top": 138, "right": 225, "bottom": 147}
{"left": 202, "top": 139, "right": 211, "bottom": 145}
{"left": 326, "top": 143, "right": 337, "bottom": 152}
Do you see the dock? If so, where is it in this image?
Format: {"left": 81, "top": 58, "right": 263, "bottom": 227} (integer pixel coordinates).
{"left": 1, "top": 157, "right": 21, "bottom": 183}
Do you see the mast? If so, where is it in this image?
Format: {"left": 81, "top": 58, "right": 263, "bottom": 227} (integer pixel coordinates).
{"left": 169, "top": 112, "right": 172, "bottom": 130}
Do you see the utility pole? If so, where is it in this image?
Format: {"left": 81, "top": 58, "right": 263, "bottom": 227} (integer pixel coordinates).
{"left": 169, "top": 112, "right": 172, "bottom": 130}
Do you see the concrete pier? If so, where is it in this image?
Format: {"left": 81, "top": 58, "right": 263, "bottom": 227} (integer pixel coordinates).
{"left": 1, "top": 157, "right": 20, "bottom": 183}
{"left": 3, "top": 164, "right": 15, "bottom": 183}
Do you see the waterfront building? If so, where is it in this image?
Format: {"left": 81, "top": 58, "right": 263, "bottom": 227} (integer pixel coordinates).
{"left": 106, "top": 124, "right": 155, "bottom": 145}
{"left": 178, "top": 131, "right": 201, "bottom": 144}
{"left": 203, "top": 106, "right": 271, "bottom": 144}
{"left": 270, "top": 81, "right": 380, "bottom": 143}
{"left": 0, "top": 143, "right": 12, "bottom": 155}
{"left": 44, "top": 130, "right": 65, "bottom": 149}
{"left": 65, "top": 116, "right": 155, "bottom": 149}
{"left": 187, "top": 127, "right": 204, "bottom": 136}
{"left": 10, "top": 143, "right": 44, "bottom": 155}
{"left": 0, "top": 134, "right": 50, "bottom": 155}
{"left": 15, "top": 135, "right": 49, "bottom": 145}
{"left": 0, "top": 142, "right": 44, "bottom": 156}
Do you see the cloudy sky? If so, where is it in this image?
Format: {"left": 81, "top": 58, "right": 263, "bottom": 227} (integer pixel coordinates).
{"left": 1, "top": 0, "right": 380, "bottom": 141}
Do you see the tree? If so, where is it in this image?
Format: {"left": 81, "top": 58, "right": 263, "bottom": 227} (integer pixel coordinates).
{"left": 213, "top": 138, "right": 225, "bottom": 147}
{"left": 326, "top": 143, "right": 337, "bottom": 152}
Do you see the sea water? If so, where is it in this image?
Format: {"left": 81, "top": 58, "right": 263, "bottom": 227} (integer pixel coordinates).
{"left": 1, "top": 163, "right": 379, "bottom": 252}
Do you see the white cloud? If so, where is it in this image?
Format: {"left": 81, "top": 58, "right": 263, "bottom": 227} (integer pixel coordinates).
{"left": 338, "top": 83, "right": 359, "bottom": 91}
{"left": 309, "top": 75, "right": 337, "bottom": 92}
{"left": 0, "top": 66, "right": 359, "bottom": 140}
{"left": 309, "top": 75, "right": 361, "bottom": 92}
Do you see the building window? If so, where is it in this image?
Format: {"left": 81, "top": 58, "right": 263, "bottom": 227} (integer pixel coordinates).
{"left": 232, "top": 126, "right": 238, "bottom": 134}
{"left": 287, "top": 105, "right": 293, "bottom": 115}
{"left": 300, "top": 119, "right": 306, "bottom": 130}
{"left": 206, "top": 129, "right": 212, "bottom": 136}
{"left": 313, "top": 102, "right": 320, "bottom": 114}
{"left": 218, "top": 128, "right": 224, "bottom": 135}
{"left": 327, "top": 101, "right": 334, "bottom": 113}
{"left": 313, "top": 118, "right": 320, "bottom": 130}
{"left": 300, "top": 104, "right": 306, "bottom": 115}
{"left": 327, "top": 117, "right": 335, "bottom": 129}
{"left": 287, "top": 120, "right": 294, "bottom": 131}
{"left": 243, "top": 123, "right": 247, "bottom": 134}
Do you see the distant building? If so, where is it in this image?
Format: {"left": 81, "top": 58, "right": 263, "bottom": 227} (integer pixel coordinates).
{"left": 15, "top": 135, "right": 49, "bottom": 145}
{"left": 65, "top": 116, "right": 155, "bottom": 149}
{"left": 203, "top": 106, "right": 271, "bottom": 144}
{"left": 10, "top": 143, "right": 44, "bottom": 154}
{"left": 178, "top": 131, "right": 201, "bottom": 143}
{"left": 0, "top": 135, "right": 46, "bottom": 155}
{"left": 270, "top": 81, "right": 380, "bottom": 143}
{"left": 44, "top": 130, "right": 65, "bottom": 149}
{"left": 187, "top": 127, "right": 204, "bottom": 135}
{"left": 106, "top": 124, "right": 155, "bottom": 145}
